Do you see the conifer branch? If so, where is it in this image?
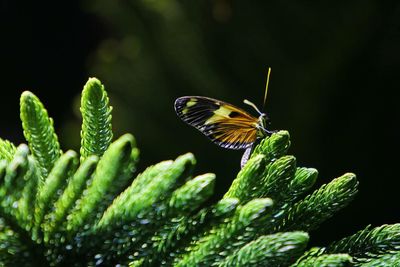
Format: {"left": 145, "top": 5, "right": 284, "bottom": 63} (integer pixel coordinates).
{"left": 0, "top": 138, "right": 16, "bottom": 162}
{"left": 286, "top": 167, "right": 318, "bottom": 203}
{"left": 2, "top": 144, "right": 29, "bottom": 200}
{"left": 327, "top": 224, "right": 400, "bottom": 261}
{"left": 80, "top": 78, "right": 113, "bottom": 162}
{"left": 0, "top": 217, "right": 34, "bottom": 266}
{"left": 43, "top": 155, "right": 99, "bottom": 238}
{"left": 219, "top": 232, "right": 309, "bottom": 267}
{"left": 275, "top": 173, "right": 358, "bottom": 232}
{"left": 66, "top": 134, "right": 138, "bottom": 234}
{"left": 295, "top": 253, "right": 352, "bottom": 267}
{"left": 81, "top": 154, "right": 197, "bottom": 265}
{"left": 1, "top": 145, "right": 31, "bottom": 230}
{"left": 257, "top": 155, "right": 297, "bottom": 202}
{"left": 270, "top": 167, "right": 318, "bottom": 223}
{"left": 125, "top": 173, "right": 216, "bottom": 265}
{"left": 20, "top": 91, "right": 61, "bottom": 178}
{"left": 250, "top": 130, "right": 291, "bottom": 160}
{"left": 96, "top": 153, "right": 195, "bottom": 231}
{"left": 96, "top": 160, "right": 173, "bottom": 229}
{"left": 147, "top": 198, "right": 239, "bottom": 266}
{"left": 223, "top": 154, "right": 266, "bottom": 201}
{"left": 168, "top": 173, "right": 215, "bottom": 214}
{"left": 358, "top": 253, "right": 400, "bottom": 267}
{"left": 224, "top": 130, "right": 292, "bottom": 203}
{"left": 293, "top": 247, "right": 325, "bottom": 263}
{"left": 34, "top": 150, "right": 78, "bottom": 241}
{"left": 175, "top": 198, "right": 274, "bottom": 266}
{"left": 0, "top": 208, "right": 49, "bottom": 266}
{"left": 16, "top": 156, "right": 41, "bottom": 231}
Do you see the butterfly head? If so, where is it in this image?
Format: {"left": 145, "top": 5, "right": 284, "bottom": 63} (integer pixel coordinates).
{"left": 257, "top": 113, "right": 271, "bottom": 136}
{"left": 259, "top": 112, "right": 270, "bottom": 125}
{"left": 243, "top": 99, "right": 272, "bottom": 136}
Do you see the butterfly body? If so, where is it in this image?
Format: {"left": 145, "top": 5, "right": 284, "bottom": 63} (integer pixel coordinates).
{"left": 174, "top": 96, "right": 271, "bottom": 151}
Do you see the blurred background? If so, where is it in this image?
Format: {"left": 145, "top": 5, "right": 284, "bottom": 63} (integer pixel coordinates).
{"left": 1, "top": 0, "right": 400, "bottom": 246}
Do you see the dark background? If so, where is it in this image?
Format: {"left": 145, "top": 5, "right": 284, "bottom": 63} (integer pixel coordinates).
{"left": 1, "top": 1, "right": 399, "bottom": 247}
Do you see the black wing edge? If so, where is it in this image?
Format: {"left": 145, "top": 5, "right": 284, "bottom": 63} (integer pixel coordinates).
{"left": 174, "top": 96, "right": 190, "bottom": 117}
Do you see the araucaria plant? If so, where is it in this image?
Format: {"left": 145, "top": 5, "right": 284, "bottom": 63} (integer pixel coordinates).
{"left": 1, "top": 78, "right": 400, "bottom": 266}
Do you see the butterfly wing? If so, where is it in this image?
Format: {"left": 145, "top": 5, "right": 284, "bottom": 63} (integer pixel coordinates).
{"left": 174, "top": 96, "right": 259, "bottom": 150}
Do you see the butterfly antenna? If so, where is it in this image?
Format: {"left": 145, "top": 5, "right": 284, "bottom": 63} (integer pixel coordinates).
{"left": 263, "top": 67, "right": 272, "bottom": 111}
{"left": 243, "top": 99, "right": 262, "bottom": 115}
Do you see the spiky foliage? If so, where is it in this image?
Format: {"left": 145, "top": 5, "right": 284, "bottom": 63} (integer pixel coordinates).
{"left": 80, "top": 78, "right": 113, "bottom": 162}
{"left": 295, "top": 253, "right": 353, "bottom": 267}
{"left": 0, "top": 78, "right": 399, "bottom": 266}
{"left": 326, "top": 224, "right": 400, "bottom": 263}
{"left": 0, "top": 139, "right": 16, "bottom": 162}
{"left": 20, "top": 91, "right": 61, "bottom": 178}
{"left": 219, "top": 232, "right": 309, "bottom": 267}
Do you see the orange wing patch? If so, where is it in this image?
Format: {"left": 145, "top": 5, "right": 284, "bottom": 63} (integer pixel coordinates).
{"left": 174, "top": 96, "right": 259, "bottom": 150}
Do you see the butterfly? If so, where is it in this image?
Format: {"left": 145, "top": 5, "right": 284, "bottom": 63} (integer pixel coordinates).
{"left": 174, "top": 68, "right": 274, "bottom": 167}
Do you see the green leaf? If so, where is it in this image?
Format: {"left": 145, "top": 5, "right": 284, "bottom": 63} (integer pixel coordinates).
{"left": 275, "top": 173, "right": 358, "bottom": 232}
{"left": 2, "top": 144, "right": 29, "bottom": 198}
{"left": 219, "top": 232, "right": 309, "bottom": 267}
{"left": 148, "top": 198, "right": 240, "bottom": 266}
{"left": 20, "top": 91, "right": 61, "bottom": 178}
{"left": 287, "top": 167, "right": 318, "bottom": 202}
{"left": 67, "top": 134, "right": 138, "bottom": 233}
{"left": 0, "top": 138, "right": 17, "bottom": 162}
{"left": 34, "top": 150, "right": 79, "bottom": 241}
{"left": 250, "top": 130, "right": 291, "bottom": 160}
{"left": 129, "top": 173, "right": 216, "bottom": 265}
{"left": 72, "top": 153, "right": 196, "bottom": 266}
{"left": 96, "top": 153, "right": 195, "bottom": 231}
{"left": 169, "top": 173, "right": 215, "bottom": 214}
{"left": 16, "top": 156, "right": 41, "bottom": 231}
{"left": 257, "top": 155, "right": 297, "bottom": 202}
{"left": 295, "top": 253, "right": 352, "bottom": 267}
{"left": 327, "top": 224, "right": 400, "bottom": 261}
{"left": 224, "top": 154, "right": 267, "bottom": 201}
{"left": 80, "top": 77, "right": 113, "bottom": 162}
{"left": 175, "top": 198, "right": 274, "bottom": 266}
{"left": 225, "top": 131, "right": 293, "bottom": 203}
{"left": 273, "top": 167, "right": 318, "bottom": 217}
{"left": 43, "top": 155, "right": 99, "bottom": 238}
{"left": 359, "top": 253, "right": 400, "bottom": 267}
{"left": 95, "top": 160, "right": 172, "bottom": 229}
{"left": 0, "top": 218, "right": 33, "bottom": 266}
{"left": 1, "top": 145, "right": 31, "bottom": 226}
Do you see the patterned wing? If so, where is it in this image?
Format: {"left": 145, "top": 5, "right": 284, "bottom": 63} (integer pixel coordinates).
{"left": 174, "top": 96, "right": 259, "bottom": 149}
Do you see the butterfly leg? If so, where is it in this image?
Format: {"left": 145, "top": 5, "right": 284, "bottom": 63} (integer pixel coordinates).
{"left": 260, "top": 126, "right": 278, "bottom": 136}
{"left": 241, "top": 145, "right": 254, "bottom": 168}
